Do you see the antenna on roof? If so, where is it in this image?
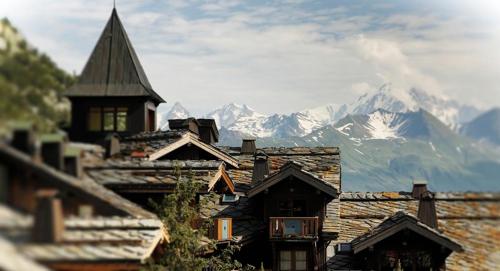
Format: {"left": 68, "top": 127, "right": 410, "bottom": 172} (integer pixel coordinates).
{"left": 113, "top": 0, "right": 116, "bottom": 9}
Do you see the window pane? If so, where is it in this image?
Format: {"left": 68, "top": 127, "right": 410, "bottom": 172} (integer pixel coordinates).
{"left": 280, "top": 251, "right": 291, "bottom": 260}
{"left": 280, "top": 250, "right": 291, "bottom": 271}
{"left": 88, "top": 107, "right": 101, "bottom": 131}
{"left": 116, "top": 107, "right": 128, "bottom": 132}
{"left": 295, "top": 251, "right": 307, "bottom": 260}
{"left": 295, "top": 261, "right": 307, "bottom": 271}
{"left": 295, "top": 250, "right": 307, "bottom": 271}
{"left": 103, "top": 107, "right": 115, "bottom": 131}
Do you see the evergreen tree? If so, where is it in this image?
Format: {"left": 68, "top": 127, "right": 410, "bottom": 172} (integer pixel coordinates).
{"left": 146, "top": 169, "right": 254, "bottom": 271}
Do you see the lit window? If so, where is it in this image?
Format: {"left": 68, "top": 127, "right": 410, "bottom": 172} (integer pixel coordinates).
{"left": 103, "top": 107, "right": 115, "bottom": 131}
{"left": 88, "top": 107, "right": 101, "bottom": 131}
{"left": 116, "top": 107, "right": 128, "bottom": 132}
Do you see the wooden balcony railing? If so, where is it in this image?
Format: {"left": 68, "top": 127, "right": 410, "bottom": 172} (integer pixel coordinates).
{"left": 269, "top": 217, "right": 319, "bottom": 239}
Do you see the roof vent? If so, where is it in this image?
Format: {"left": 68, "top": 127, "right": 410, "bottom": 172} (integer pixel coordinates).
{"left": 32, "top": 189, "right": 64, "bottom": 243}
{"left": 252, "top": 151, "right": 269, "bottom": 183}
{"left": 241, "top": 138, "right": 256, "bottom": 155}
{"left": 411, "top": 180, "right": 428, "bottom": 199}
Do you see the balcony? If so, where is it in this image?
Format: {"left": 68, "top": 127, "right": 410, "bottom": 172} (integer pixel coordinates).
{"left": 269, "top": 217, "right": 319, "bottom": 240}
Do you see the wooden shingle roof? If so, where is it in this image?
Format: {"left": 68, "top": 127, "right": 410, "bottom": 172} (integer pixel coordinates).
{"left": 66, "top": 8, "right": 165, "bottom": 104}
{"left": 328, "top": 191, "right": 500, "bottom": 271}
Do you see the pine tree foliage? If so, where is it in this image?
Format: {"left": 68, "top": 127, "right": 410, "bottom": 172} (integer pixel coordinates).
{"left": 145, "top": 168, "right": 254, "bottom": 271}
{"left": 0, "top": 18, "right": 75, "bottom": 133}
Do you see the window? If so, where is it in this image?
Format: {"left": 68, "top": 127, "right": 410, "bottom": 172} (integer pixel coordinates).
{"left": 88, "top": 107, "right": 101, "bottom": 131}
{"left": 221, "top": 194, "right": 239, "bottom": 203}
{"left": 280, "top": 250, "right": 307, "bottom": 271}
{"left": 280, "top": 251, "right": 292, "bottom": 271}
{"left": 87, "top": 106, "right": 128, "bottom": 132}
{"left": 103, "top": 107, "right": 115, "bottom": 131}
{"left": 116, "top": 107, "right": 128, "bottom": 131}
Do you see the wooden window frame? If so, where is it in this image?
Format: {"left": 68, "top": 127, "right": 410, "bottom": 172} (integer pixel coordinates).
{"left": 87, "top": 106, "right": 128, "bottom": 132}
{"left": 279, "top": 250, "right": 307, "bottom": 271}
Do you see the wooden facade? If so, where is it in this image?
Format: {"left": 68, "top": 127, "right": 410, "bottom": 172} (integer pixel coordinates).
{"left": 65, "top": 8, "right": 164, "bottom": 143}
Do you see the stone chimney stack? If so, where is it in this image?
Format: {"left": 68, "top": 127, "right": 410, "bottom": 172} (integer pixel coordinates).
{"left": 168, "top": 118, "right": 200, "bottom": 135}
{"left": 252, "top": 151, "right": 269, "bottom": 184}
{"left": 101, "top": 133, "right": 121, "bottom": 158}
{"left": 241, "top": 138, "right": 256, "bottom": 155}
{"left": 197, "top": 119, "right": 219, "bottom": 145}
{"left": 63, "top": 146, "right": 83, "bottom": 178}
{"left": 40, "top": 134, "right": 66, "bottom": 171}
{"left": 32, "top": 189, "right": 65, "bottom": 243}
{"left": 10, "top": 122, "right": 36, "bottom": 155}
{"left": 412, "top": 180, "right": 428, "bottom": 199}
{"left": 417, "top": 191, "right": 438, "bottom": 229}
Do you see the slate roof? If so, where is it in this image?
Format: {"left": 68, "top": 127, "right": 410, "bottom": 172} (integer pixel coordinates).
{"left": 66, "top": 8, "right": 164, "bottom": 104}
{"left": 328, "top": 192, "right": 500, "bottom": 271}
{"left": 120, "top": 131, "right": 238, "bottom": 167}
{"left": 0, "top": 236, "right": 50, "bottom": 271}
{"left": 0, "top": 204, "right": 166, "bottom": 264}
{"left": 350, "top": 211, "right": 462, "bottom": 253}
{"left": 223, "top": 146, "right": 341, "bottom": 192}
{"left": 86, "top": 160, "right": 231, "bottom": 192}
{"left": 0, "top": 143, "right": 155, "bottom": 219}
{"left": 247, "top": 161, "right": 337, "bottom": 198}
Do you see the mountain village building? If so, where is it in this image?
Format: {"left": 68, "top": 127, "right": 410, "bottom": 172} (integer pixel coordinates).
{"left": 0, "top": 8, "right": 499, "bottom": 271}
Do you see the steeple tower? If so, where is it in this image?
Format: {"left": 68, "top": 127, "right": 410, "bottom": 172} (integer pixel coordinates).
{"left": 66, "top": 8, "right": 165, "bottom": 143}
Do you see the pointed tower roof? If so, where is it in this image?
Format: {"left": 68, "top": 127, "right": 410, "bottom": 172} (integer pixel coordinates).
{"left": 66, "top": 8, "right": 165, "bottom": 104}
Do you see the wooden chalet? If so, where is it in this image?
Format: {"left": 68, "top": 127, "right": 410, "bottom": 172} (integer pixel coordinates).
{"left": 65, "top": 8, "right": 164, "bottom": 143}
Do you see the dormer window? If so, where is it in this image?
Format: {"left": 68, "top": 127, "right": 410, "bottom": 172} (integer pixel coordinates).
{"left": 221, "top": 194, "right": 239, "bottom": 204}
{"left": 88, "top": 107, "right": 128, "bottom": 132}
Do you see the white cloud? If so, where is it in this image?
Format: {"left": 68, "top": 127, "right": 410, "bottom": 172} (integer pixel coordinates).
{"left": 1, "top": 0, "right": 499, "bottom": 113}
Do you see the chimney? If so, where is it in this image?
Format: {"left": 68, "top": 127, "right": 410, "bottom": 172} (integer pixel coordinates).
{"left": 241, "top": 138, "right": 256, "bottom": 155}
{"left": 32, "top": 189, "right": 64, "bottom": 243}
{"left": 40, "top": 134, "right": 66, "bottom": 171}
{"left": 168, "top": 118, "right": 199, "bottom": 135}
{"left": 197, "top": 119, "right": 219, "bottom": 145}
{"left": 101, "top": 133, "right": 120, "bottom": 158}
{"left": 411, "top": 180, "right": 428, "bottom": 199}
{"left": 63, "top": 146, "right": 82, "bottom": 178}
{"left": 252, "top": 151, "right": 269, "bottom": 183}
{"left": 10, "top": 122, "right": 36, "bottom": 155}
{"left": 417, "top": 190, "right": 438, "bottom": 229}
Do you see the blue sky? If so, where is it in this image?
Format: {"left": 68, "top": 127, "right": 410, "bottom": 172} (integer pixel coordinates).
{"left": 1, "top": 0, "right": 499, "bottom": 114}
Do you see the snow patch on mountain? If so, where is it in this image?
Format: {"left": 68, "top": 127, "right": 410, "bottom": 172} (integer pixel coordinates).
{"left": 205, "top": 103, "right": 265, "bottom": 129}
{"left": 365, "top": 110, "right": 405, "bottom": 139}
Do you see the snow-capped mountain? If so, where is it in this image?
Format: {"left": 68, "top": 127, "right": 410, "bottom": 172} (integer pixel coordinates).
{"left": 205, "top": 103, "right": 265, "bottom": 129}
{"left": 158, "top": 102, "right": 191, "bottom": 130}
{"left": 333, "top": 109, "right": 452, "bottom": 141}
{"left": 158, "top": 84, "right": 482, "bottom": 139}
{"left": 349, "top": 84, "right": 481, "bottom": 127}
{"left": 212, "top": 103, "right": 345, "bottom": 138}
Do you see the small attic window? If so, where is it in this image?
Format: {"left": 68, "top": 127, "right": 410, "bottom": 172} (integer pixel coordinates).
{"left": 222, "top": 194, "right": 239, "bottom": 204}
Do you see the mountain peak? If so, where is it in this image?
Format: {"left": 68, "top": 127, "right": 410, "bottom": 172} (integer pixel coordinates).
{"left": 158, "top": 102, "right": 191, "bottom": 130}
